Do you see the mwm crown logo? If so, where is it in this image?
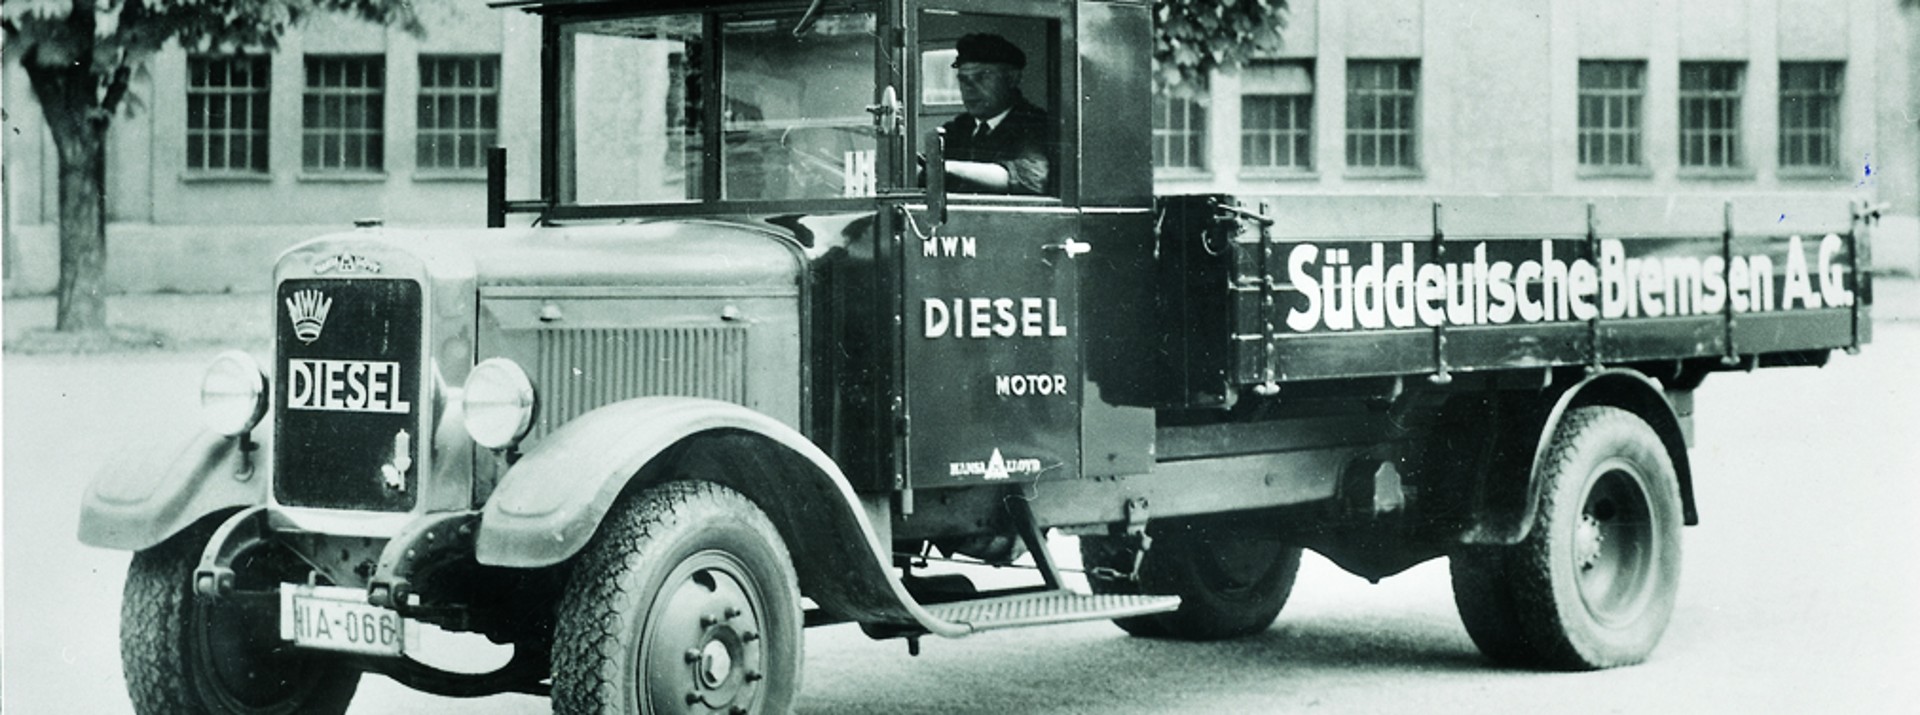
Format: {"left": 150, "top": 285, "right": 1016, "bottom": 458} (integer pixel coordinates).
{"left": 285, "top": 289, "right": 334, "bottom": 344}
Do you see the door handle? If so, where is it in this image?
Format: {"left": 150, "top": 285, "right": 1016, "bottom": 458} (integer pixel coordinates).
{"left": 1043, "top": 238, "right": 1092, "bottom": 258}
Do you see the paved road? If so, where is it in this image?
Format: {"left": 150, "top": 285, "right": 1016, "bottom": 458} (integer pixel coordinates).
{"left": 5, "top": 323, "right": 1917, "bottom": 714}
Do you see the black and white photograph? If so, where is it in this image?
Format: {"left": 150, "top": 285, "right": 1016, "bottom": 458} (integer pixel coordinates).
{"left": 4, "top": 0, "right": 1917, "bottom": 713}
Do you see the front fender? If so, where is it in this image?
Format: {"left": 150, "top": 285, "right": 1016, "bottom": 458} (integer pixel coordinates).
{"left": 477, "top": 397, "right": 811, "bottom": 566}
{"left": 78, "top": 425, "right": 269, "bottom": 551}
{"left": 476, "top": 397, "right": 966, "bottom": 635}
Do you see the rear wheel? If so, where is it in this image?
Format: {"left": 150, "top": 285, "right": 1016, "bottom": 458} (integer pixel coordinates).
{"left": 1450, "top": 405, "right": 1683, "bottom": 670}
{"left": 553, "top": 481, "right": 802, "bottom": 714}
{"left": 121, "top": 517, "right": 360, "bottom": 715}
{"left": 1083, "top": 529, "right": 1302, "bottom": 640}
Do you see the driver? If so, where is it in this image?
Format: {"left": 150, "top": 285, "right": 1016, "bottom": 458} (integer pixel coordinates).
{"left": 938, "top": 33, "right": 1053, "bottom": 195}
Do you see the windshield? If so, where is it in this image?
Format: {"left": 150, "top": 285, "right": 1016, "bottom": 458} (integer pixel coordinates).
{"left": 559, "top": 10, "right": 880, "bottom": 206}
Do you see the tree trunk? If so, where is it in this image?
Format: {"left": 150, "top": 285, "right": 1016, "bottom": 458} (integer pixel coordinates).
{"left": 23, "top": 40, "right": 114, "bottom": 333}
{"left": 54, "top": 129, "right": 109, "bottom": 332}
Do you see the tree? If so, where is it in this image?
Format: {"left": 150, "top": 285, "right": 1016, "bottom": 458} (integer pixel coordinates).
{"left": 1155, "top": 0, "right": 1291, "bottom": 95}
{"left": 3, "top": 0, "right": 421, "bottom": 333}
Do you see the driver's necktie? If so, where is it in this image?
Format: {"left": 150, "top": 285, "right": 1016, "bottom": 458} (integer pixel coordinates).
{"left": 973, "top": 120, "right": 991, "bottom": 142}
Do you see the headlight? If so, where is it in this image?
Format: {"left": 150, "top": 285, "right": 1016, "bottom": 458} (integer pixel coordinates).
{"left": 462, "top": 358, "right": 536, "bottom": 450}
{"left": 200, "top": 351, "right": 268, "bottom": 437}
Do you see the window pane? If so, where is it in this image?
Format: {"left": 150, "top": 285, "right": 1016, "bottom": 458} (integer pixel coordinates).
{"left": 186, "top": 55, "right": 270, "bottom": 172}
{"left": 1346, "top": 60, "right": 1417, "bottom": 169}
{"left": 1154, "top": 84, "right": 1209, "bottom": 172}
{"left": 1576, "top": 61, "right": 1644, "bottom": 168}
{"left": 1241, "top": 67, "right": 1312, "bottom": 171}
{"left": 417, "top": 56, "right": 502, "bottom": 171}
{"left": 304, "top": 56, "right": 385, "bottom": 171}
{"left": 1678, "top": 62, "right": 1743, "bottom": 168}
{"left": 1779, "top": 62, "right": 1841, "bottom": 167}
{"left": 565, "top": 15, "right": 706, "bottom": 202}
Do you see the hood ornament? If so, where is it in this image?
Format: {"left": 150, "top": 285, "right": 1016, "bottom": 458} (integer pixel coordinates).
{"left": 313, "top": 252, "right": 383, "bottom": 275}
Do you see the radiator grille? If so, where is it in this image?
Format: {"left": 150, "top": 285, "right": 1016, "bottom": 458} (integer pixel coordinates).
{"left": 532, "top": 327, "right": 749, "bottom": 438}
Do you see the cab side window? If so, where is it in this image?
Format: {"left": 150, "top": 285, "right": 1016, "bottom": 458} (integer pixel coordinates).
{"left": 917, "top": 13, "right": 1060, "bottom": 196}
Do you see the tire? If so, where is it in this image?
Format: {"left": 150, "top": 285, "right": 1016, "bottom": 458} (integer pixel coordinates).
{"left": 553, "top": 481, "right": 802, "bottom": 715}
{"left": 1082, "top": 529, "right": 1303, "bottom": 640}
{"left": 1450, "top": 405, "right": 1684, "bottom": 670}
{"left": 121, "top": 517, "right": 361, "bottom": 715}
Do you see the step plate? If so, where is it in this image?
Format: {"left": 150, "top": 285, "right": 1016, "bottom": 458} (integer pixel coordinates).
{"left": 923, "top": 590, "right": 1180, "bottom": 633}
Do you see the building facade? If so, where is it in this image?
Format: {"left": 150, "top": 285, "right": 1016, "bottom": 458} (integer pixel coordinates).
{"left": 1154, "top": 0, "right": 1915, "bottom": 204}
{"left": 3, "top": 2, "right": 542, "bottom": 293}
{"left": 4, "top": 0, "right": 1917, "bottom": 294}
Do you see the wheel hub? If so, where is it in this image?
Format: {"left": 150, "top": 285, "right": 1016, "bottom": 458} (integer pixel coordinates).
{"left": 1575, "top": 512, "right": 1605, "bottom": 571}
{"left": 697, "top": 640, "right": 733, "bottom": 688}
{"left": 647, "top": 556, "right": 767, "bottom": 714}
{"left": 1573, "top": 467, "right": 1657, "bottom": 625}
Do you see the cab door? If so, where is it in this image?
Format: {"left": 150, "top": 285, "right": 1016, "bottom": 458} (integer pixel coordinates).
{"left": 898, "top": 204, "right": 1082, "bottom": 489}
{"left": 895, "top": 1, "right": 1081, "bottom": 490}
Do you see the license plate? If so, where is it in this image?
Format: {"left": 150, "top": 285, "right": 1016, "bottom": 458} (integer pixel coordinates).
{"left": 279, "top": 584, "right": 417, "bottom": 657}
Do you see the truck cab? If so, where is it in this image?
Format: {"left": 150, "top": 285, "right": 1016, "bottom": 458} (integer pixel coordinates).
{"left": 81, "top": 1, "right": 1872, "bottom": 713}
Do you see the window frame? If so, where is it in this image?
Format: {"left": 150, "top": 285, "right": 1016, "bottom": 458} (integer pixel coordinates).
{"left": 905, "top": 0, "right": 1074, "bottom": 203}
{"left": 1678, "top": 61, "right": 1748, "bottom": 175}
{"left": 1239, "top": 60, "right": 1315, "bottom": 177}
{"left": 1576, "top": 60, "right": 1648, "bottom": 176}
{"left": 1344, "top": 59, "right": 1420, "bottom": 176}
{"left": 1152, "top": 86, "right": 1210, "bottom": 176}
{"left": 185, "top": 54, "right": 272, "bottom": 178}
{"left": 301, "top": 54, "right": 388, "bottom": 177}
{"left": 1778, "top": 61, "right": 1844, "bottom": 174}
{"left": 416, "top": 54, "right": 502, "bottom": 177}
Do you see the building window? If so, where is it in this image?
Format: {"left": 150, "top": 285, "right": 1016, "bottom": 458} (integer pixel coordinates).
{"left": 1345, "top": 60, "right": 1418, "bottom": 170}
{"left": 1153, "top": 86, "right": 1209, "bottom": 172}
{"left": 303, "top": 56, "right": 385, "bottom": 172}
{"left": 186, "top": 55, "right": 270, "bottom": 173}
{"left": 1779, "top": 62, "right": 1843, "bottom": 169}
{"left": 417, "top": 56, "right": 500, "bottom": 171}
{"left": 1577, "top": 61, "right": 1645, "bottom": 168}
{"left": 1241, "top": 61, "right": 1313, "bottom": 171}
{"left": 1679, "top": 62, "right": 1744, "bottom": 169}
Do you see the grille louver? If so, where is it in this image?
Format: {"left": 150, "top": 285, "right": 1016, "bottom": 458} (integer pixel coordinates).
{"left": 532, "top": 326, "right": 749, "bottom": 438}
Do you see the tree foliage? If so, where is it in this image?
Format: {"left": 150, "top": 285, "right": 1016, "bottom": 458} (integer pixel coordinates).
{"left": 3, "top": 1, "right": 423, "bottom": 332}
{"left": 1154, "top": 0, "right": 1291, "bottom": 95}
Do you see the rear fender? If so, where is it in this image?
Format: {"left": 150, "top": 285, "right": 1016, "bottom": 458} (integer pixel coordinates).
{"left": 476, "top": 397, "right": 963, "bottom": 635}
{"left": 1461, "top": 369, "right": 1697, "bottom": 544}
{"left": 78, "top": 426, "right": 269, "bottom": 551}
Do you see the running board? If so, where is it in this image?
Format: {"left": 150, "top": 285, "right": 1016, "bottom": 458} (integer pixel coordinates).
{"left": 921, "top": 589, "right": 1179, "bottom": 633}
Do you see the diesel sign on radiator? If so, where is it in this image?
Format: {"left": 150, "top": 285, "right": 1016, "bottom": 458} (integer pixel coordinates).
{"left": 285, "top": 359, "right": 412, "bottom": 413}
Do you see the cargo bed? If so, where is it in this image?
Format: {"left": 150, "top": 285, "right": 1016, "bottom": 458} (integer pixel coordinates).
{"left": 1148, "top": 194, "right": 1873, "bottom": 406}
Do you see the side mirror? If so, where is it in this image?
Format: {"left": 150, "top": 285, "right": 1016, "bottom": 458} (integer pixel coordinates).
{"left": 928, "top": 127, "right": 948, "bottom": 225}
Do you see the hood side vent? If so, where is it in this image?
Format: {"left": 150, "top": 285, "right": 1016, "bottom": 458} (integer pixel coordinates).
{"left": 532, "top": 326, "right": 749, "bottom": 439}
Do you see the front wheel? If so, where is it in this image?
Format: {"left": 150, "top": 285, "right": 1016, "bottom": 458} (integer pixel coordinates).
{"left": 553, "top": 481, "right": 802, "bottom": 715}
{"left": 120, "top": 517, "right": 361, "bottom": 715}
{"left": 1450, "top": 405, "right": 1684, "bottom": 670}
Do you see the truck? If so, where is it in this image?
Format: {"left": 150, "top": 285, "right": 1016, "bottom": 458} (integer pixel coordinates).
{"left": 80, "top": 0, "right": 1876, "bottom": 713}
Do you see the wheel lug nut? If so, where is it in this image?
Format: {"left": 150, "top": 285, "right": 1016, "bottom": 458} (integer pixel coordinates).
{"left": 725, "top": 607, "right": 743, "bottom": 619}
{"left": 731, "top": 707, "right": 750, "bottom": 715}
{"left": 685, "top": 693, "right": 702, "bottom": 705}
{"left": 685, "top": 648, "right": 703, "bottom": 663}
{"left": 745, "top": 670, "right": 764, "bottom": 683}
{"left": 741, "top": 631, "right": 760, "bottom": 642}
{"left": 701, "top": 614, "right": 721, "bottom": 627}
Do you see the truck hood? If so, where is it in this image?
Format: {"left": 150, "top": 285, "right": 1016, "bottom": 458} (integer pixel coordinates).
{"left": 283, "top": 217, "right": 846, "bottom": 292}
